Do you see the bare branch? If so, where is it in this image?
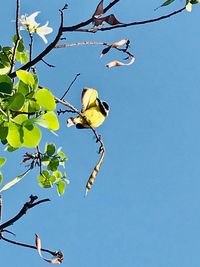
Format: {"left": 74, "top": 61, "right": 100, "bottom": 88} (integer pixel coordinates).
{"left": 8, "top": 0, "right": 121, "bottom": 78}
{"left": 77, "top": 6, "right": 186, "bottom": 33}
{"left": 41, "top": 59, "right": 55, "bottom": 68}
{"left": 0, "top": 235, "right": 64, "bottom": 260}
{"left": 60, "top": 73, "right": 80, "bottom": 100}
{"left": 0, "top": 195, "right": 50, "bottom": 231}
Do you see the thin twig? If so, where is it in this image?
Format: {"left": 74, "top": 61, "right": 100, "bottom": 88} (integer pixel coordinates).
{"left": 57, "top": 109, "right": 76, "bottom": 115}
{"left": 0, "top": 235, "right": 62, "bottom": 258}
{"left": 62, "top": 0, "right": 120, "bottom": 32}
{"left": 77, "top": 6, "right": 186, "bottom": 33}
{"left": 9, "top": 0, "right": 21, "bottom": 73}
{"left": 36, "top": 146, "right": 42, "bottom": 174}
{"left": 60, "top": 73, "right": 80, "bottom": 100}
{"left": 55, "top": 41, "right": 106, "bottom": 48}
{"left": 41, "top": 59, "right": 55, "bottom": 68}
{"left": 0, "top": 195, "right": 50, "bottom": 231}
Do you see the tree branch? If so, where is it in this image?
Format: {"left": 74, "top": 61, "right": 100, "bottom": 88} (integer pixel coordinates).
{"left": 9, "top": 9, "right": 64, "bottom": 79}
{"left": 77, "top": 6, "right": 186, "bottom": 33}
{"left": 9, "top": 0, "right": 21, "bottom": 73}
{"left": 0, "top": 235, "right": 63, "bottom": 259}
{"left": 60, "top": 73, "right": 80, "bottom": 100}
{"left": 0, "top": 195, "right": 50, "bottom": 231}
{"left": 8, "top": 0, "right": 120, "bottom": 78}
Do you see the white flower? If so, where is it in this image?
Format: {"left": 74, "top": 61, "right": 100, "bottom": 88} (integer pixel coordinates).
{"left": 20, "top": 11, "right": 53, "bottom": 43}
{"left": 186, "top": 0, "right": 200, "bottom": 12}
{"left": 36, "top": 22, "right": 53, "bottom": 44}
{"left": 186, "top": 2, "right": 193, "bottom": 11}
{"left": 20, "top": 11, "right": 40, "bottom": 33}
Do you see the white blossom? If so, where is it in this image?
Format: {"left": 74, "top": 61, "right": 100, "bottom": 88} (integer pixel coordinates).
{"left": 20, "top": 11, "right": 53, "bottom": 43}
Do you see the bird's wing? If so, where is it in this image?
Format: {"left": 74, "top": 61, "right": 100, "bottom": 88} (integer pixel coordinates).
{"left": 81, "top": 87, "right": 98, "bottom": 112}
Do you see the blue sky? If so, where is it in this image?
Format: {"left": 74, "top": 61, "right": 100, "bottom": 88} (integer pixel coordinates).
{"left": 1, "top": 1, "right": 200, "bottom": 266}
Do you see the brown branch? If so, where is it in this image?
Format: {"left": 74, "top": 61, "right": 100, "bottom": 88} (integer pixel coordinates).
{"left": 77, "top": 6, "right": 186, "bottom": 33}
{"left": 0, "top": 195, "right": 50, "bottom": 231}
{"left": 55, "top": 41, "right": 106, "bottom": 48}
{"left": 9, "top": 0, "right": 21, "bottom": 73}
{"left": 62, "top": 0, "right": 120, "bottom": 32}
{"left": 0, "top": 235, "right": 63, "bottom": 259}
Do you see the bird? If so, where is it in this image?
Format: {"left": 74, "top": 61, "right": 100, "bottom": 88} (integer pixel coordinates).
{"left": 67, "top": 87, "right": 109, "bottom": 128}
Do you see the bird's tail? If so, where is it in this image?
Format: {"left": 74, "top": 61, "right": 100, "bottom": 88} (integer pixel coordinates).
{"left": 67, "top": 116, "right": 83, "bottom": 127}
{"left": 67, "top": 117, "right": 76, "bottom": 127}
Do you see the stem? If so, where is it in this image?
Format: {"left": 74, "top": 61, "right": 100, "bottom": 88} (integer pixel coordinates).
{"left": 0, "top": 195, "right": 50, "bottom": 231}
{"left": 9, "top": 0, "right": 21, "bottom": 73}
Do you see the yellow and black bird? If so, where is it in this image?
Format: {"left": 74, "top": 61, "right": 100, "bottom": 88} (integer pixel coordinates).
{"left": 67, "top": 87, "right": 109, "bottom": 128}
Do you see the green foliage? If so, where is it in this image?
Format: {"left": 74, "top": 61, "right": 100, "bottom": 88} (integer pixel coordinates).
{"left": 38, "top": 144, "right": 69, "bottom": 195}
{"left": 0, "top": 75, "right": 13, "bottom": 95}
{"left": 16, "top": 70, "right": 35, "bottom": 87}
{"left": 0, "top": 33, "right": 67, "bottom": 194}
{"left": 0, "top": 69, "right": 60, "bottom": 149}
{"left": 0, "top": 46, "right": 12, "bottom": 75}
{"left": 35, "top": 88, "right": 56, "bottom": 111}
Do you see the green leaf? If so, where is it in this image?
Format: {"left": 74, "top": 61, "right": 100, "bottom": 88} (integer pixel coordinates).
{"left": 0, "top": 66, "right": 10, "bottom": 75}
{"left": 35, "top": 88, "right": 56, "bottom": 111}
{"left": 8, "top": 92, "right": 25, "bottom": 111}
{"left": 20, "top": 51, "right": 29, "bottom": 64}
{"left": 16, "top": 70, "right": 35, "bottom": 87}
{"left": 57, "top": 148, "right": 68, "bottom": 161}
{"left": 22, "top": 125, "right": 41, "bottom": 148}
{"left": 7, "top": 122, "right": 23, "bottom": 148}
{"left": 13, "top": 114, "right": 28, "bottom": 125}
{"left": 46, "top": 143, "right": 56, "bottom": 156}
{"left": 0, "top": 158, "right": 6, "bottom": 168}
{"left": 57, "top": 180, "right": 66, "bottom": 196}
{"left": 38, "top": 171, "right": 52, "bottom": 188}
{"left": 36, "top": 111, "right": 60, "bottom": 131}
{"left": 17, "top": 80, "right": 30, "bottom": 96}
{"left": 48, "top": 157, "right": 59, "bottom": 171}
{"left": 27, "top": 100, "right": 40, "bottom": 113}
{"left": 0, "top": 168, "right": 31, "bottom": 192}
{"left": 53, "top": 170, "right": 63, "bottom": 180}
{"left": 155, "top": 0, "right": 176, "bottom": 10}
{"left": 16, "top": 51, "right": 29, "bottom": 64}
{"left": 50, "top": 175, "right": 56, "bottom": 183}
{"left": 0, "top": 75, "right": 13, "bottom": 94}
{"left": 42, "top": 170, "right": 50, "bottom": 178}
{"left": 5, "top": 144, "right": 18, "bottom": 152}
{"left": 0, "top": 126, "right": 8, "bottom": 141}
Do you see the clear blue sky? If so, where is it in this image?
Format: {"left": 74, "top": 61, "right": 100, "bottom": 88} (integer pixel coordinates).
{"left": 1, "top": 1, "right": 200, "bottom": 266}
